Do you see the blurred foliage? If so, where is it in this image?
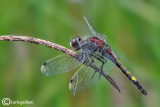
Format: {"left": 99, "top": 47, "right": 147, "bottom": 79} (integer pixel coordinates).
{"left": 0, "top": 0, "right": 160, "bottom": 107}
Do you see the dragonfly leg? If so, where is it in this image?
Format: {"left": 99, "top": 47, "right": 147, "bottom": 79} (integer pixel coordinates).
{"left": 99, "top": 59, "right": 107, "bottom": 79}
{"left": 91, "top": 53, "right": 107, "bottom": 79}
{"left": 88, "top": 56, "right": 98, "bottom": 79}
{"left": 91, "top": 53, "right": 106, "bottom": 69}
{"left": 77, "top": 50, "right": 90, "bottom": 64}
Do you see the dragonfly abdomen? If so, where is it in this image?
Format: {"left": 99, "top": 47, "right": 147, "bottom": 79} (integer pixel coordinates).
{"left": 115, "top": 59, "right": 147, "bottom": 96}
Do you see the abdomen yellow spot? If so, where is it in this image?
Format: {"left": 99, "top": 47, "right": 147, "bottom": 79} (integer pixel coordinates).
{"left": 131, "top": 76, "right": 137, "bottom": 81}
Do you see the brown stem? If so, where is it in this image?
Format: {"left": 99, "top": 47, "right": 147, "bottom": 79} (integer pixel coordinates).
{"left": 0, "top": 35, "right": 120, "bottom": 92}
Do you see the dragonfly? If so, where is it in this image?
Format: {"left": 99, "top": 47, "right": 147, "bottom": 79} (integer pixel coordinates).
{"left": 41, "top": 16, "right": 147, "bottom": 96}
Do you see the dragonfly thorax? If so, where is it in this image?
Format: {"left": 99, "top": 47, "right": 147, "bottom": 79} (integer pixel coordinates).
{"left": 90, "top": 36, "right": 105, "bottom": 48}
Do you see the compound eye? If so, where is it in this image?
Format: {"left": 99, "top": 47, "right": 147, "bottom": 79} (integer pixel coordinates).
{"left": 72, "top": 41, "right": 78, "bottom": 47}
{"left": 78, "top": 37, "right": 81, "bottom": 41}
{"left": 71, "top": 40, "right": 80, "bottom": 50}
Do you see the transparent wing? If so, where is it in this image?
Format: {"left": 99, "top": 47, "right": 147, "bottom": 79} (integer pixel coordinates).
{"left": 69, "top": 64, "right": 99, "bottom": 95}
{"left": 41, "top": 54, "right": 82, "bottom": 76}
{"left": 102, "top": 58, "right": 116, "bottom": 74}
{"left": 84, "top": 16, "right": 107, "bottom": 40}
{"left": 111, "top": 50, "right": 120, "bottom": 60}
{"left": 69, "top": 57, "right": 116, "bottom": 95}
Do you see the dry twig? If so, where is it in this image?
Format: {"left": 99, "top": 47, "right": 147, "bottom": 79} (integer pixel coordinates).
{"left": 0, "top": 35, "right": 120, "bottom": 92}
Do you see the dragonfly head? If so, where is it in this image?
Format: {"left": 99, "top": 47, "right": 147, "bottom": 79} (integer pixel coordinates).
{"left": 70, "top": 36, "right": 82, "bottom": 50}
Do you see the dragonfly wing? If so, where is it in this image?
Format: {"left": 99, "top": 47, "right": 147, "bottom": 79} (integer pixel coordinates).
{"left": 111, "top": 50, "right": 120, "bottom": 60}
{"left": 102, "top": 58, "right": 116, "bottom": 74}
{"left": 83, "top": 16, "right": 107, "bottom": 40}
{"left": 69, "top": 64, "right": 100, "bottom": 95}
{"left": 41, "top": 54, "right": 82, "bottom": 76}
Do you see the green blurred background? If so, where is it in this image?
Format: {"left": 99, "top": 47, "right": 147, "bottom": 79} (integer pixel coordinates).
{"left": 0, "top": 0, "right": 160, "bottom": 107}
